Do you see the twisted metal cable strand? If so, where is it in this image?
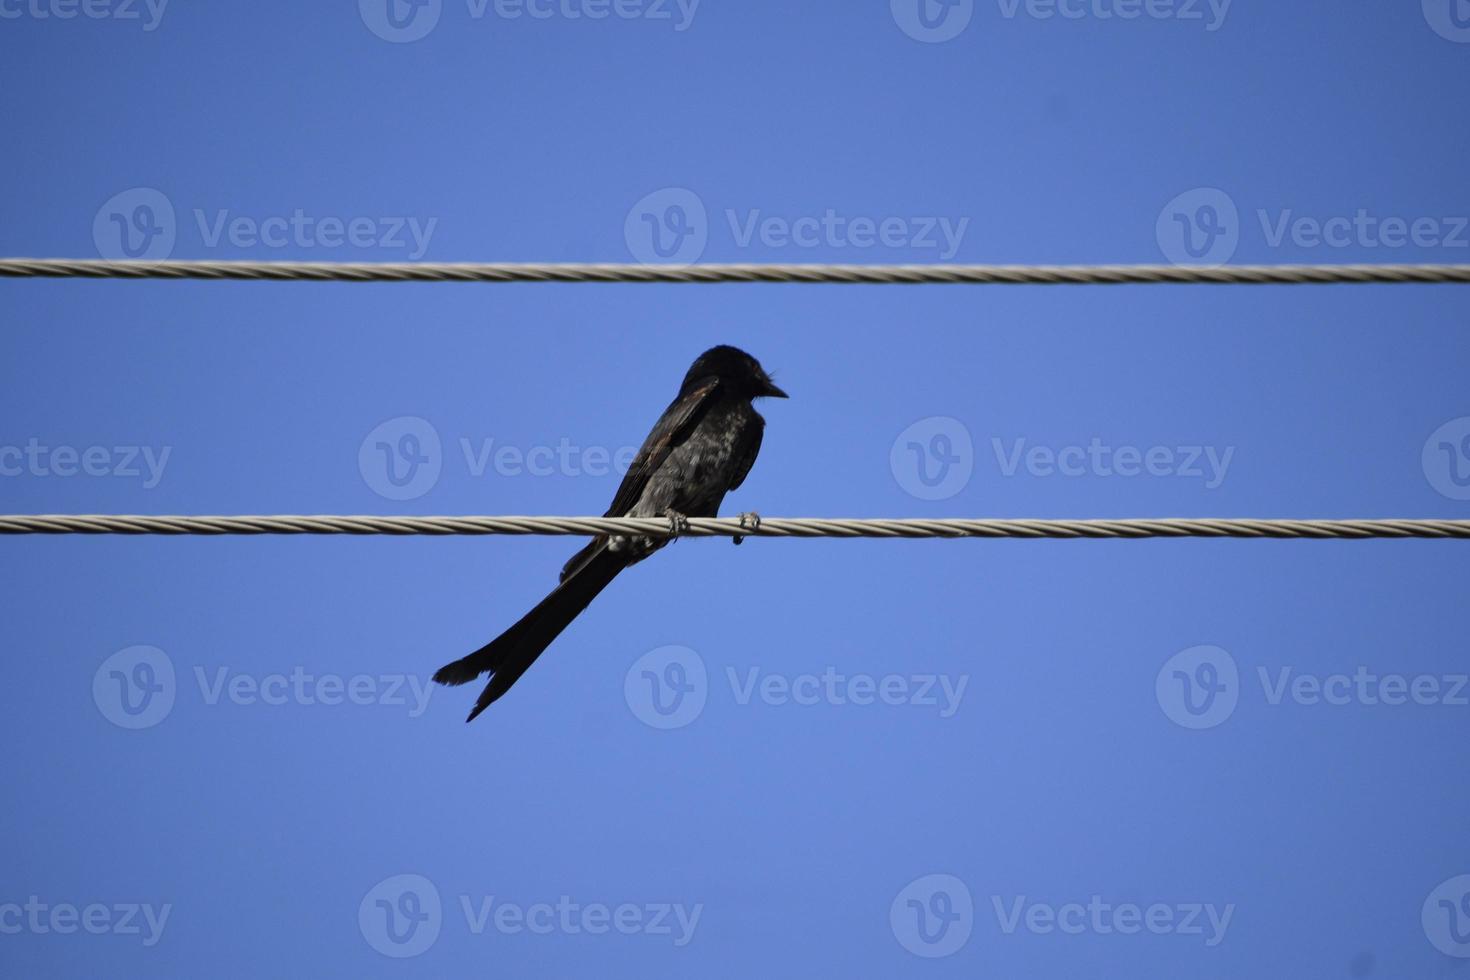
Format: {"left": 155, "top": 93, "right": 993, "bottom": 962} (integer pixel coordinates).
{"left": 3, "top": 259, "right": 1470, "bottom": 285}
{"left": 2, "top": 515, "right": 1469, "bottom": 539}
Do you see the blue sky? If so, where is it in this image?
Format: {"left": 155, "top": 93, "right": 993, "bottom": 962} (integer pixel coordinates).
{"left": 1, "top": 2, "right": 1469, "bottom": 977}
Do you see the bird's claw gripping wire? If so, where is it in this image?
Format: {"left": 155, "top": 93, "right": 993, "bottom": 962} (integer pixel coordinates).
{"left": 665, "top": 511, "right": 690, "bottom": 541}
{"left": 733, "top": 512, "right": 761, "bottom": 546}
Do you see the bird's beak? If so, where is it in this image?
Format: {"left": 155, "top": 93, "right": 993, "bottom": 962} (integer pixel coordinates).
{"left": 760, "top": 378, "right": 789, "bottom": 399}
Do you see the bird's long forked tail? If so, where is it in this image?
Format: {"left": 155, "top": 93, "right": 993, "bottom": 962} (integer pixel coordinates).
{"left": 433, "top": 541, "right": 630, "bottom": 722}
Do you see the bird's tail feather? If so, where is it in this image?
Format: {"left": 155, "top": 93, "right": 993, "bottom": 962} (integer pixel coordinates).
{"left": 560, "top": 536, "right": 607, "bottom": 584}
{"left": 433, "top": 543, "right": 629, "bottom": 722}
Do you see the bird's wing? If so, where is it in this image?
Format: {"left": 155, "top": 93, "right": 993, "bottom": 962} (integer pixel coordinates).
{"left": 727, "top": 414, "right": 765, "bottom": 492}
{"left": 559, "top": 376, "right": 722, "bottom": 584}
{"left": 602, "top": 377, "right": 721, "bottom": 518}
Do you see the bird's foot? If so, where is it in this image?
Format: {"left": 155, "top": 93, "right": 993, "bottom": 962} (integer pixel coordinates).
{"left": 664, "top": 510, "right": 690, "bottom": 541}
{"left": 733, "top": 511, "right": 761, "bottom": 546}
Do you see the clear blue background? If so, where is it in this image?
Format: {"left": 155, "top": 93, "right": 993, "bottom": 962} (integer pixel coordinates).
{"left": 1, "top": 2, "right": 1468, "bottom": 976}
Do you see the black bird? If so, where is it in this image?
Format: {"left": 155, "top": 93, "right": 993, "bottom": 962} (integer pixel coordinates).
{"left": 433, "top": 345, "right": 787, "bottom": 722}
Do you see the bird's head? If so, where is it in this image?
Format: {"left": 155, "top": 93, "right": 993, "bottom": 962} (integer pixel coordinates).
{"left": 682, "top": 345, "right": 788, "bottom": 400}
